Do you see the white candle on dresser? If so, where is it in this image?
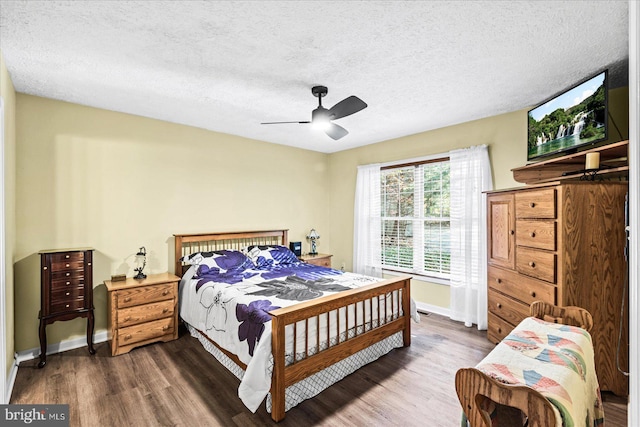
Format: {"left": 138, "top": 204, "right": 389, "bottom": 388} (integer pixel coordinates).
{"left": 585, "top": 152, "right": 600, "bottom": 170}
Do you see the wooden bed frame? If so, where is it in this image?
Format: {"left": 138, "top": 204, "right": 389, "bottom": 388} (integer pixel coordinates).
{"left": 174, "top": 229, "right": 413, "bottom": 422}
{"left": 455, "top": 301, "right": 594, "bottom": 427}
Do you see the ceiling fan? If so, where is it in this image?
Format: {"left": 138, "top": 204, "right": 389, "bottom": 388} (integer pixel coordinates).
{"left": 261, "top": 86, "right": 367, "bottom": 140}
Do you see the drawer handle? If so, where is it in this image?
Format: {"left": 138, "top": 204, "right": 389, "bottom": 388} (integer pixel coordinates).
{"left": 66, "top": 281, "right": 71, "bottom": 286}
{"left": 530, "top": 291, "right": 536, "bottom": 297}
{"left": 530, "top": 202, "right": 536, "bottom": 208}
{"left": 529, "top": 261, "right": 536, "bottom": 268}
{"left": 65, "top": 304, "right": 70, "bottom": 308}
{"left": 496, "top": 278, "right": 502, "bottom": 284}
{"left": 66, "top": 272, "right": 71, "bottom": 277}
{"left": 162, "top": 325, "right": 169, "bottom": 331}
{"left": 162, "top": 290, "right": 169, "bottom": 296}
{"left": 65, "top": 292, "right": 70, "bottom": 296}
{"left": 162, "top": 308, "right": 169, "bottom": 314}
{"left": 65, "top": 255, "right": 70, "bottom": 259}
{"left": 124, "top": 297, "right": 131, "bottom": 303}
{"left": 530, "top": 232, "right": 536, "bottom": 238}
{"left": 510, "top": 230, "right": 515, "bottom": 235}
{"left": 124, "top": 316, "right": 131, "bottom": 322}
{"left": 43, "top": 266, "right": 48, "bottom": 270}
{"left": 497, "top": 327, "right": 502, "bottom": 334}
{"left": 124, "top": 334, "right": 132, "bottom": 341}
{"left": 496, "top": 303, "right": 502, "bottom": 309}
{"left": 65, "top": 263, "right": 70, "bottom": 268}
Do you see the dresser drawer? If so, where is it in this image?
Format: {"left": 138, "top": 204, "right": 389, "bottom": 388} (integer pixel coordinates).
{"left": 515, "top": 189, "right": 556, "bottom": 219}
{"left": 516, "top": 220, "right": 556, "bottom": 251}
{"left": 118, "top": 317, "right": 174, "bottom": 346}
{"left": 50, "top": 298, "right": 85, "bottom": 314}
{"left": 116, "top": 283, "right": 175, "bottom": 308}
{"left": 50, "top": 252, "right": 85, "bottom": 263}
{"left": 488, "top": 289, "right": 530, "bottom": 326}
{"left": 488, "top": 266, "right": 555, "bottom": 306}
{"left": 516, "top": 247, "right": 556, "bottom": 283}
{"left": 487, "top": 312, "right": 515, "bottom": 344}
{"left": 51, "top": 286, "right": 85, "bottom": 302}
{"left": 52, "top": 270, "right": 84, "bottom": 281}
{"left": 117, "top": 299, "right": 175, "bottom": 328}
{"left": 51, "top": 277, "right": 85, "bottom": 291}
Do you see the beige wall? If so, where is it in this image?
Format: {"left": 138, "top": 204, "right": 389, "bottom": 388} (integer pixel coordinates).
{"left": 14, "top": 94, "right": 329, "bottom": 352}
{"left": 1, "top": 50, "right": 17, "bottom": 386}
{"left": 327, "top": 86, "right": 629, "bottom": 310}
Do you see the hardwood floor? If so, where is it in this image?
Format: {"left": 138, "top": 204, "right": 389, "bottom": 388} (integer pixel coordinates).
{"left": 11, "top": 313, "right": 628, "bottom": 426}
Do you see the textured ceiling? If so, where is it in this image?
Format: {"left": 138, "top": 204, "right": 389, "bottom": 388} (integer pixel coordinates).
{"left": 0, "top": 1, "right": 630, "bottom": 153}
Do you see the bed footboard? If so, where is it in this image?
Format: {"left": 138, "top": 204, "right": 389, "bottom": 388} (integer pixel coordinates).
{"left": 269, "top": 275, "right": 412, "bottom": 422}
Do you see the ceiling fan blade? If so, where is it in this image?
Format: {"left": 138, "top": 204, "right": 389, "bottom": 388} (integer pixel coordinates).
{"left": 261, "top": 121, "right": 311, "bottom": 124}
{"left": 325, "top": 123, "right": 349, "bottom": 140}
{"left": 328, "top": 96, "right": 367, "bottom": 120}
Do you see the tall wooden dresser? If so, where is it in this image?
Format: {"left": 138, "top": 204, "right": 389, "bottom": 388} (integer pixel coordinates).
{"left": 38, "top": 247, "right": 96, "bottom": 368}
{"left": 486, "top": 182, "right": 629, "bottom": 395}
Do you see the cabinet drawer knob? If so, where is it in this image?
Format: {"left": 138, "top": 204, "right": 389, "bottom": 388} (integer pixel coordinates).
{"left": 65, "top": 272, "right": 71, "bottom": 277}
{"left": 510, "top": 230, "right": 515, "bottom": 235}
{"left": 162, "top": 290, "right": 169, "bottom": 296}
{"left": 497, "top": 327, "right": 502, "bottom": 334}
{"left": 162, "top": 325, "right": 169, "bottom": 331}
{"left": 496, "top": 303, "right": 502, "bottom": 309}
{"left": 530, "top": 202, "right": 536, "bottom": 208}
{"left": 65, "top": 263, "right": 70, "bottom": 268}
{"left": 530, "top": 232, "right": 536, "bottom": 238}
{"left": 530, "top": 291, "right": 536, "bottom": 297}
{"left": 65, "top": 255, "right": 70, "bottom": 259}
{"left": 65, "top": 304, "right": 70, "bottom": 308}
{"left": 162, "top": 308, "right": 169, "bottom": 314}
{"left": 124, "top": 316, "right": 131, "bottom": 322}
{"left": 496, "top": 278, "right": 502, "bottom": 284}
{"left": 43, "top": 266, "right": 48, "bottom": 270}
{"left": 65, "top": 292, "right": 70, "bottom": 296}
{"left": 529, "top": 261, "right": 536, "bottom": 268}
{"left": 66, "top": 281, "right": 71, "bottom": 286}
{"left": 124, "top": 334, "right": 132, "bottom": 341}
{"left": 124, "top": 297, "right": 131, "bottom": 303}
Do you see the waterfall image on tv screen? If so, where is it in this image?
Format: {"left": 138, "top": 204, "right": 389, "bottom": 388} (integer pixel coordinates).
{"left": 527, "top": 70, "right": 607, "bottom": 162}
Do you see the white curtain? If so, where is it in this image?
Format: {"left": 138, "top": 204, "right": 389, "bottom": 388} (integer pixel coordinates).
{"left": 449, "top": 145, "right": 493, "bottom": 329}
{"left": 353, "top": 164, "right": 382, "bottom": 277}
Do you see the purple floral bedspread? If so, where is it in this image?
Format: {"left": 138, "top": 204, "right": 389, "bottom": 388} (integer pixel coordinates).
{"left": 178, "top": 258, "right": 382, "bottom": 412}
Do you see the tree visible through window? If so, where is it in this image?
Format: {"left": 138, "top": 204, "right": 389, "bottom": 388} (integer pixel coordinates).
{"left": 380, "top": 159, "right": 450, "bottom": 279}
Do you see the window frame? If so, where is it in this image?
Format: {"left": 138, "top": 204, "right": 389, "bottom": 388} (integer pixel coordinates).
{"left": 380, "top": 154, "right": 451, "bottom": 283}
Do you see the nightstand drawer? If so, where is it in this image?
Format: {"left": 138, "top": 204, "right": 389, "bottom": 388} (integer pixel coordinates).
{"left": 118, "top": 317, "right": 174, "bottom": 346}
{"left": 117, "top": 299, "right": 175, "bottom": 328}
{"left": 116, "top": 283, "right": 175, "bottom": 308}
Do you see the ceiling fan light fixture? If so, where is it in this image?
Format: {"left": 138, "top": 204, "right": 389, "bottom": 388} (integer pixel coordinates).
{"left": 311, "top": 107, "right": 330, "bottom": 130}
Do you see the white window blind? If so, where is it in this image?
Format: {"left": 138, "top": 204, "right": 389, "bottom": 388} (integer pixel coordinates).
{"left": 380, "top": 159, "right": 450, "bottom": 279}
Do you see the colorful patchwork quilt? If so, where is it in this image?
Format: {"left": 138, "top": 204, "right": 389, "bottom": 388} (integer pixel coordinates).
{"left": 178, "top": 245, "right": 418, "bottom": 413}
{"left": 475, "top": 317, "right": 604, "bottom": 427}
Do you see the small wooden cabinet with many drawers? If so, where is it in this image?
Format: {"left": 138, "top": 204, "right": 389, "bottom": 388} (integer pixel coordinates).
{"left": 486, "top": 182, "right": 629, "bottom": 395}
{"left": 105, "top": 272, "right": 180, "bottom": 356}
{"left": 38, "top": 248, "right": 96, "bottom": 368}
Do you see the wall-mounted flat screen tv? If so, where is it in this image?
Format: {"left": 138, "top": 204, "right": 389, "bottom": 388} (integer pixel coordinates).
{"left": 527, "top": 70, "right": 608, "bottom": 163}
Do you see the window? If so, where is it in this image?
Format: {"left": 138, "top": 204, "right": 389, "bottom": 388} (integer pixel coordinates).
{"left": 380, "top": 158, "right": 450, "bottom": 280}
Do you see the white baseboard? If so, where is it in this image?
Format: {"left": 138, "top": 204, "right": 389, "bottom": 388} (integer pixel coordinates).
{"left": 415, "top": 301, "right": 450, "bottom": 318}
{"left": 5, "top": 356, "right": 18, "bottom": 403}
{"left": 14, "top": 331, "right": 108, "bottom": 365}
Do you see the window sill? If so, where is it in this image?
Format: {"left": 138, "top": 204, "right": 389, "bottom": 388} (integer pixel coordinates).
{"left": 382, "top": 269, "right": 450, "bottom": 286}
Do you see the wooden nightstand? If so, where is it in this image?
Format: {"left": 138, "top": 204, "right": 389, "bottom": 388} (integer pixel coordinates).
{"left": 298, "top": 253, "right": 333, "bottom": 268}
{"left": 104, "top": 272, "right": 180, "bottom": 356}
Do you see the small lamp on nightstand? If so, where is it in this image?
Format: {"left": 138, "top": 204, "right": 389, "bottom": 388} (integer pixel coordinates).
{"left": 134, "top": 246, "right": 147, "bottom": 279}
{"left": 307, "top": 229, "right": 320, "bottom": 255}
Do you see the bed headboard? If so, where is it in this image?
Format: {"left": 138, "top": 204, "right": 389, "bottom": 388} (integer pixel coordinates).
{"left": 173, "top": 229, "right": 289, "bottom": 276}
